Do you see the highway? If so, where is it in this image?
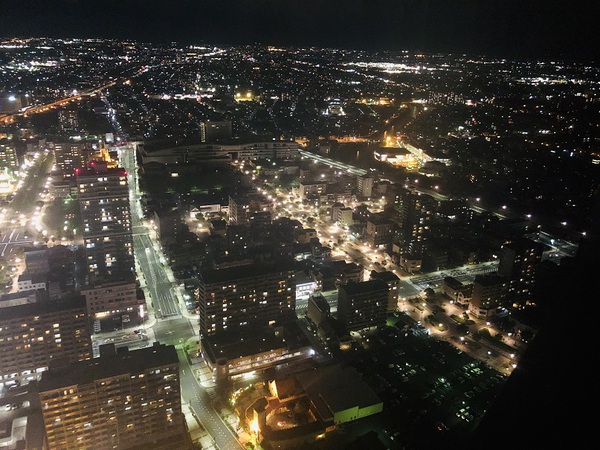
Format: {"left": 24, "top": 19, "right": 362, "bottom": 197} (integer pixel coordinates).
{"left": 0, "top": 80, "right": 118, "bottom": 125}
{"left": 115, "top": 140, "right": 240, "bottom": 447}
{"left": 0, "top": 63, "right": 152, "bottom": 126}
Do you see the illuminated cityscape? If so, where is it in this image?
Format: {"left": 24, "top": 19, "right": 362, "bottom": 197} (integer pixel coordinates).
{"left": 0, "top": 3, "right": 597, "bottom": 449}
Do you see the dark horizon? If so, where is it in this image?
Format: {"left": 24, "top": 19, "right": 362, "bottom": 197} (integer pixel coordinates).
{"left": 1, "top": 0, "right": 598, "bottom": 62}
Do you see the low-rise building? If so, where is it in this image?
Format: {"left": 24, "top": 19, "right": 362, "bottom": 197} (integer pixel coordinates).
{"left": 442, "top": 276, "right": 473, "bottom": 307}
{"left": 201, "top": 325, "right": 314, "bottom": 383}
{"left": 469, "top": 274, "right": 508, "bottom": 319}
{"left": 80, "top": 281, "right": 145, "bottom": 331}
{"left": 399, "top": 253, "right": 422, "bottom": 274}
{"left": 295, "top": 364, "right": 383, "bottom": 425}
{"left": 17, "top": 272, "right": 48, "bottom": 292}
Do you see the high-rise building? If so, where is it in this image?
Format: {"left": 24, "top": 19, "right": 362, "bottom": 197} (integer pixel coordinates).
{"left": 228, "top": 194, "right": 249, "bottom": 225}
{"left": 50, "top": 141, "right": 94, "bottom": 178}
{"left": 497, "top": 237, "right": 545, "bottom": 308}
{"left": 0, "top": 292, "right": 91, "bottom": 388}
{"left": 75, "top": 161, "right": 135, "bottom": 286}
{"left": 394, "top": 188, "right": 437, "bottom": 257}
{"left": 337, "top": 279, "right": 389, "bottom": 332}
{"left": 226, "top": 223, "right": 250, "bottom": 256}
{"left": 370, "top": 270, "right": 400, "bottom": 312}
{"left": 153, "top": 205, "right": 182, "bottom": 246}
{"left": 197, "top": 261, "right": 296, "bottom": 337}
{"left": 228, "top": 193, "right": 270, "bottom": 225}
{"left": 365, "top": 215, "right": 394, "bottom": 249}
{"left": 357, "top": 174, "right": 374, "bottom": 198}
{"left": 248, "top": 210, "right": 272, "bottom": 228}
{"left": 37, "top": 342, "right": 191, "bottom": 450}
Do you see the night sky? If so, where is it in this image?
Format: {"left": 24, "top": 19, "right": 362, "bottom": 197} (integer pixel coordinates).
{"left": 1, "top": 0, "right": 598, "bottom": 60}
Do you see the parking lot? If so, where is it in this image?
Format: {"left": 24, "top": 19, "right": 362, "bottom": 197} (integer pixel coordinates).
{"left": 346, "top": 312, "right": 508, "bottom": 449}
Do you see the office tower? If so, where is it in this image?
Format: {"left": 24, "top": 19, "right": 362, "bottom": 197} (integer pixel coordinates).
{"left": 394, "top": 188, "right": 437, "bottom": 257}
{"left": 337, "top": 279, "right": 389, "bottom": 332}
{"left": 196, "top": 261, "right": 296, "bottom": 337}
{"left": 497, "top": 237, "right": 545, "bottom": 308}
{"left": 37, "top": 343, "right": 191, "bottom": 450}
{"left": 248, "top": 210, "right": 272, "bottom": 228}
{"left": 306, "top": 294, "right": 331, "bottom": 329}
{"left": 469, "top": 274, "right": 508, "bottom": 319}
{"left": 75, "top": 161, "right": 135, "bottom": 286}
{"left": 0, "top": 293, "right": 91, "bottom": 388}
{"left": 365, "top": 215, "right": 394, "bottom": 249}
{"left": 200, "top": 120, "right": 232, "bottom": 143}
{"left": 309, "top": 260, "right": 364, "bottom": 291}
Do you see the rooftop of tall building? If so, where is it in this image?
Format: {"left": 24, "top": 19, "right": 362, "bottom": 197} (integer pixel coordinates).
{"left": 38, "top": 342, "right": 177, "bottom": 391}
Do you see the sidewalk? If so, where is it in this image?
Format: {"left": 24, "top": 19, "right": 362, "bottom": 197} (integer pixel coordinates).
{"left": 183, "top": 335, "right": 216, "bottom": 389}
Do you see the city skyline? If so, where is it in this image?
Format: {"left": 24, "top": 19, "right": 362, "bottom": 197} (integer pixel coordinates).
{"left": 0, "top": 32, "right": 595, "bottom": 449}
{"left": 0, "top": 1, "right": 598, "bottom": 61}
